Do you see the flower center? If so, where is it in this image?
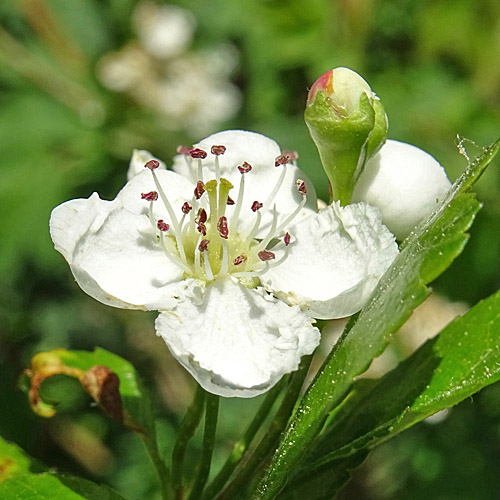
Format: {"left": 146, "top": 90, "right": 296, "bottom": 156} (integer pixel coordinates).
{"left": 141, "top": 145, "right": 305, "bottom": 284}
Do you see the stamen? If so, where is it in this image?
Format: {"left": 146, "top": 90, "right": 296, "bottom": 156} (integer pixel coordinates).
{"left": 296, "top": 179, "right": 307, "bottom": 196}
{"left": 256, "top": 205, "right": 278, "bottom": 251}
{"left": 238, "top": 161, "right": 252, "bottom": 174}
{"left": 245, "top": 210, "right": 262, "bottom": 245}
{"left": 282, "top": 150, "right": 298, "bottom": 163}
{"left": 194, "top": 181, "right": 205, "bottom": 199}
{"left": 275, "top": 196, "right": 307, "bottom": 235}
{"left": 158, "top": 231, "right": 191, "bottom": 273}
{"left": 157, "top": 220, "right": 169, "bottom": 232}
{"left": 190, "top": 148, "right": 207, "bottom": 159}
{"left": 233, "top": 262, "right": 270, "bottom": 278}
{"left": 227, "top": 196, "right": 235, "bottom": 205}
{"left": 182, "top": 202, "right": 192, "bottom": 214}
{"left": 251, "top": 201, "right": 263, "bottom": 212}
{"left": 258, "top": 250, "right": 276, "bottom": 261}
{"left": 145, "top": 160, "right": 160, "bottom": 170}
{"left": 211, "top": 145, "right": 226, "bottom": 156}
{"left": 141, "top": 191, "right": 158, "bottom": 201}
{"left": 219, "top": 239, "right": 229, "bottom": 276}
{"left": 284, "top": 232, "right": 291, "bottom": 246}
{"left": 275, "top": 154, "right": 291, "bottom": 167}
{"left": 231, "top": 169, "right": 247, "bottom": 231}
{"left": 195, "top": 208, "right": 207, "bottom": 224}
{"left": 262, "top": 165, "right": 287, "bottom": 214}
{"left": 199, "top": 239, "right": 210, "bottom": 252}
{"left": 203, "top": 251, "right": 214, "bottom": 281}
{"left": 217, "top": 216, "right": 229, "bottom": 239}
{"left": 234, "top": 254, "right": 247, "bottom": 266}
{"left": 197, "top": 222, "right": 207, "bottom": 236}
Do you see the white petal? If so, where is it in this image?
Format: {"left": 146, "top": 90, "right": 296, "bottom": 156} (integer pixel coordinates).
{"left": 172, "top": 130, "right": 317, "bottom": 236}
{"left": 352, "top": 140, "right": 452, "bottom": 240}
{"left": 50, "top": 169, "right": 197, "bottom": 310}
{"left": 155, "top": 277, "right": 320, "bottom": 397}
{"left": 127, "top": 149, "right": 166, "bottom": 181}
{"left": 261, "top": 202, "right": 399, "bottom": 319}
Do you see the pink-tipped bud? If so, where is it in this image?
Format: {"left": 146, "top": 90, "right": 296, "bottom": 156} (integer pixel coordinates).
{"left": 251, "top": 201, "right": 263, "bottom": 212}
{"left": 238, "top": 161, "right": 252, "bottom": 174}
{"left": 199, "top": 239, "right": 210, "bottom": 252}
{"left": 284, "top": 232, "right": 291, "bottom": 246}
{"left": 141, "top": 191, "right": 159, "bottom": 201}
{"left": 217, "top": 216, "right": 229, "bottom": 239}
{"left": 211, "top": 145, "right": 226, "bottom": 156}
{"left": 190, "top": 148, "right": 207, "bottom": 159}
{"left": 157, "top": 220, "right": 169, "bottom": 232}
{"left": 258, "top": 250, "right": 275, "bottom": 261}
{"left": 145, "top": 159, "right": 160, "bottom": 170}
{"left": 296, "top": 179, "right": 307, "bottom": 196}
{"left": 182, "top": 202, "right": 192, "bottom": 214}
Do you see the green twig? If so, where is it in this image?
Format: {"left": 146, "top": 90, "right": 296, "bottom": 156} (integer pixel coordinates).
{"left": 215, "top": 355, "right": 313, "bottom": 500}
{"left": 188, "top": 392, "right": 220, "bottom": 500}
{"left": 201, "top": 379, "right": 286, "bottom": 500}
{"left": 141, "top": 433, "right": 173, "bottom": 500}
{"left": 172, "top": 385, "right": 206, "bottom": 500}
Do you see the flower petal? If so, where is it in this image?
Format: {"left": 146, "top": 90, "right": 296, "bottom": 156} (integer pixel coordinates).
{"left": 50, "top": 169, "right": 198, "bottom": 310}
{"left": 155, "top": 277, "right": 320, "bottom": 397}
{"left": 261, "top": 202, "right": 399, "bottom": 319}
{"left": 173, "top": 130, "right": 317, "bottom": 237}
{"left": 352, "top": 140, "right": 452, "bottom": 240}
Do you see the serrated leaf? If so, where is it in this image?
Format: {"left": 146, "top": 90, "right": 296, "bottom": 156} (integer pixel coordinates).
{"left": 253, "top": 140, "right": 499, "bottom": 499}
{"left": 295, "top": 289, "right": 500, "bottom": 485}
{"left": 0, "top": 472, "right": 128, "bottom": 500}
{"left": 0, "top": 435, "right": 47, "bottom": 483}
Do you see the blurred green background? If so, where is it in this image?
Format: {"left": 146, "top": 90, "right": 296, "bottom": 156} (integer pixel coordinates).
{"left": 1, "top": 0, "right": 499, "bottom": 499}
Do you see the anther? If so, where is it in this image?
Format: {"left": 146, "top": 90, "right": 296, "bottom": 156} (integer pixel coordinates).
{"left": 217, "top": 216, "right": 229, "bottom": 239}
{"left": 211, "top": 145, "right": 226, "bottom": 156}
{"left": 275, "top": 154, "right": 291, "bottom": 167}
{"left": 284, "top": 232, "right": 291, "bottom": 246}
{"left": 182, "top": 202, "right": 192, "bottom": 214}
{"left": 190, "top": 148, "right": 207, "bottom": 159}
{"left": 177, "top": 145, "right": 191, "bottom": 155}
{"left": 141, "top": 191, "right": 158, "bottom": 201}
{"left": 197, "top": 222, "right": 207, "bottom": 236}
{"left": 227, "top": 196, "right": 235, "bottom": 205}
{"left": 195, "top": 208, "right": 207, "bottom": 224}
{"left": 157, "top": 220, "right": 169, "bottom": 232}
{"left": 296, "top": 179, "right": 307, "bottom": 196}
{"left": 238, "top": 161, "right": 252, "bottom": 174}
{"left": 199, "top": 239, "right": 210, "bottom": 252}
{"left": 251, "top": 201, "right": 263, "bottom": 212}
{"left": 194, "top": 181, "right": 205, "bottom": 199}
{"left": 258, "top": 250, "right": 275, "bottom": 261}
{"left": 282, "top": 150, "right": 298, "bottom": 162}
{"left": 234, "top": 254, "right": 247, "bottom": 266}
{"left": 145, "top": 159, "right": 160, "bottom": 170}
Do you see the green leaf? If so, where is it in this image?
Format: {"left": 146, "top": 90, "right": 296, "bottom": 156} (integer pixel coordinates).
{"left": 291, "top": 289, "right": 500, "bottom": 490}
{"left": 0, "top": 435, "right": 47, "bottom": 483}
{"left": 0, "top": 472, "right": 128, "bottom": 500}
{"left": 252, "top": 140, "right": 499, "bottom": 499}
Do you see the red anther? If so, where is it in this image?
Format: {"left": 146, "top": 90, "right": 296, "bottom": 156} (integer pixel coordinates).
{"left": 190, "top": 148, "right": 208, "bottom": 159}
{"left": 284, "top": 232, "right": 291, "bottom": 246}
{"left": 157, "top": 220, "right": 169, "bottom": 232}
{"left": 296, "top": 179, "right": 307, "bottom": 196}
{"left": 194, "top": 181, "right": 205, "bottom": 199}
{"left": 274, "top": 154, "right": 291, "bottom": 167}
{"left": 233, "top": 254, "right": 247, "bottom": 266}
{"left": 145, "top": 159, "right": 160, "bottom": 170}
{"left": 237, "top": 161, "right": 252, "bottom": 174}
{"left": 217, "top": 216, "right": 229, "bottom": 239}
{"left": 211, "top": 145, "right": 226, "bottom": 156}
{"left": 197, "top": 222, "right": 207, "bottom": 236}
{"left": 258, "top": 250, "right": 275, "bottom": 261}
{"left": 251, "top": 201, "right": 263, "bottom": 212}
{"left": 227, "top": 196, "right": 235, "bottom": 205}
{"left": 282, "top": 149, "right": 298, "bottom": 162}
{"left": 199, "top": 239, "right": 210, "bottom": 252}
{"left": 141, "top": 191, "right": 159, "bottom": 201}
{"left": 177, "top": 145, "right": 191, "bottom": 155}
{"left": 182, "top": 202, "right": 192, "bottom": 214}
{"left": 195, "top": 208, "right": 207, "bottom": 224}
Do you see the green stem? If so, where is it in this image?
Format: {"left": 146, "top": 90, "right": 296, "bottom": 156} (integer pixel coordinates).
{"left": 215, "top": 355, "right": 313, "bottom": 500}
{"left": 172, "top": 385, "right": 206, "bottom": 500}
{"left": 201, "top": 379, "right": 286, "bottom": 500}
{"left": 188, "top": 392, "right": 220, "bottom": 500}
{"left": 141, "top": 434, "right": 173, "bottom": 500}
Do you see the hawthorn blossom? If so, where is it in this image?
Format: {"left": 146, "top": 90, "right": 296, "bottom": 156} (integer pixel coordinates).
{"left": 50, "top": 130, "right": 398, "bottom": 397}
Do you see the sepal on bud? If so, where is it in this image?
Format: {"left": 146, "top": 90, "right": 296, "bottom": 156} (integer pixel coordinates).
{"left": 305, "top": 67, "right": 387, "bottom": 205}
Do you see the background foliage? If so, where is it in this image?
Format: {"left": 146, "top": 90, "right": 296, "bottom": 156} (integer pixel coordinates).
{"left": 0, "top": 1, "right": 499, "bottom": 499}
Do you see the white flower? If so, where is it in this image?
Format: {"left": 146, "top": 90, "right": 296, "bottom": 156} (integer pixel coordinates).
{"left": 353, "top": 140, "right": 452, "bottom": 240}
{"left": 50, "top": 130, "right": 398, "bottom": 397}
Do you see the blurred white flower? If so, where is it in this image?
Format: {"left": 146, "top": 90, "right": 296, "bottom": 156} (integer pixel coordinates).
{"left": 96, "top": 2, "right": 241, "bottom": 135}
{"left": 50, "top": 130, "right": 398, "bottom": 397}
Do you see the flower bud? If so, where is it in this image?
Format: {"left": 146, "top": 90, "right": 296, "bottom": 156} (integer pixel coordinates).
{"left": 305, "top": 67, "right": 387, "bottom": 205}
